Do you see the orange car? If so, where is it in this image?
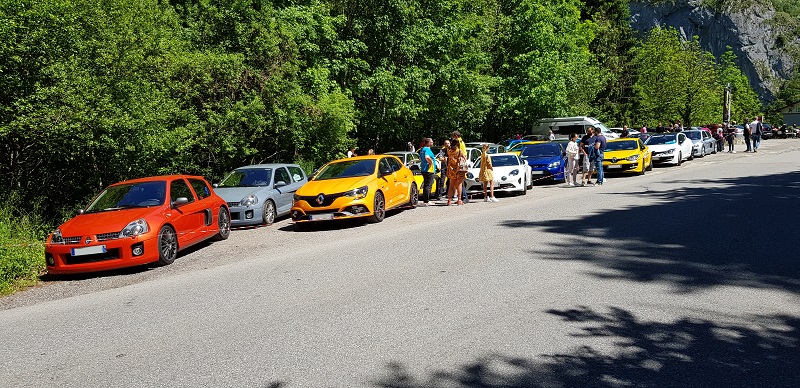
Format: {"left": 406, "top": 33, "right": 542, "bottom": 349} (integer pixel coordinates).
{"left": 291, "top": 155, "right": 418, "bottom": 224}
{"left": 45, "top": 175, "right": 230, "bottom": 274}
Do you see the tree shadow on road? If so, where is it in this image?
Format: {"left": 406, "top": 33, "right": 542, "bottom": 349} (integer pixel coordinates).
{"left": 501, "top": 171, "right": 800, "bottom": 295}
{"left": 370, "top": 306, "right": 799, "bottom": 388}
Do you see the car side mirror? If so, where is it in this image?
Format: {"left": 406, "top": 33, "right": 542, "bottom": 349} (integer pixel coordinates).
{"left": 379, "top": 166, "right": 393, "bottom": 176}
{"left": 275, "top": 181, "right": 287, "bottom": 189}
{"left": 172, "top": 197, "right": 189, "bottom": 208}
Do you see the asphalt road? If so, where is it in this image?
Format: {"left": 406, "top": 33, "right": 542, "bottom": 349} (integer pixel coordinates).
{"left": 2, "top": 140, "right": 800, "bottom": 387}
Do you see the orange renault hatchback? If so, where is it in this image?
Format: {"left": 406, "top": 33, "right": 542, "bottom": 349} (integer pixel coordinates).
{"left": 291, "top": 155, "right": 418, "bottom": 224}
{"left": 45, "top": 175, "right": 230, "bottom": 274}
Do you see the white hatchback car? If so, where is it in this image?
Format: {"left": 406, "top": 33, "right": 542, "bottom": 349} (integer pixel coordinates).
{"left": 464, "top": 153, "right": 532, "bottom": 196}
{"left": 647, "top": 133, "right": 694, "bottom": 166}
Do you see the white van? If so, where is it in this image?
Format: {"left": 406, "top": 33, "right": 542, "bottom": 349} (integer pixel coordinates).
{"left": 532, "top": 116, "right": 619, "bottom": 139}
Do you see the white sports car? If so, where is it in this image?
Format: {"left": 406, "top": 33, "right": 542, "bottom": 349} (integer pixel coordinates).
{"left": 464, "top": 153, "right": 532, "bottom": 195}
{"left": 648, "top": 133, "right": 694, "bottom": 166}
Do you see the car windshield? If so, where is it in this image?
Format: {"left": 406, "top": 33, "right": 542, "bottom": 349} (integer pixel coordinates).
{"left": 314, "top": 159, "right": 376, "bottom": 180}
{"left": 648, "top": 135, "right": 677, "bottom": 145}
{"left": 605, "top": 140, "right": 639, "bottom": 151}
{"left": 490, "top": 155, "right": 519, "bottom": 167}
{"left": 521, "top": 143, "right": 560, "bottom": 157}
{"left": 85, "top": 181, "right": 167, "bottom": 213}
{"left": 684, "top": 131, "right": 702, "bottom": 140}
{"left": 219, "top": 168, "right": 272, "bottom": 187}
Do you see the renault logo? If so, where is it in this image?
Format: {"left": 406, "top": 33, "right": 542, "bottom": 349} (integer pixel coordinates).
{"left": 611, "top": 157, "right": 618, "bottom": 163}
{"left": 84, "top": 237, "right": 93, "bottom": 245}
{"left": 316, "top": 194, "right": 325, "bottom": 205}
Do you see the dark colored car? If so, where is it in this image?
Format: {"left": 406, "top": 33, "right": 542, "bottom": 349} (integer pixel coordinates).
{"left": 519, "top": 143, "right": 566, "bottom": 183}
{"left": 761, "top": 123, "right": 773, "bottom": 139}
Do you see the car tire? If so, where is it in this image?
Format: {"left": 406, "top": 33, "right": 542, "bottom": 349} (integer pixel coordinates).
{"left": 688, "top": 150, "right": 694, "bottom": 161}
{"left": 368, "top": 191, "right": 385, "bottom": 223}
{"left": 646, "top": 159, "right": 653, "bottom": 171}
{"left": 156, "top": 225, "right": 178, "bottom": 265}
{"left": 638, "top": 160, "right": 646, "bottom": 175}
{"left": 262, "top": 200, "right": 276, "bottom": 226}
{"left": 212, "top": 207, "right": 231, "bottom": 241}
{"left": 408, "top": 183, "right": 418, "bottom": 208}
{"left": 676, "top": 152, "right": 682, "bottom": 166}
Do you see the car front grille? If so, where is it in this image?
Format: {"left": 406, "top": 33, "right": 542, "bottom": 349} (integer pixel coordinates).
{"left": 63, "top": 237, "right": 81, "bottom": 245}
{"left": 96, "top": 232, "right": 120, "bottom": 242}
{"left": 297, "top": 192, "right": 346, "bottom": 207}
{"left": 64, "top": 248, "right": 121, "bottom": 265}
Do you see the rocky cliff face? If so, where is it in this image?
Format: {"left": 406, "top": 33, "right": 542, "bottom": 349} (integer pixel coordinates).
{"left": 629, "top": 0, "right": 796, "bottom": 103}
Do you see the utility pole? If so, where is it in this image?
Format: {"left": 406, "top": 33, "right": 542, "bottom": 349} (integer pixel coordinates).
{"left": 723, "top": 83, "right": 732, "bottom": 126}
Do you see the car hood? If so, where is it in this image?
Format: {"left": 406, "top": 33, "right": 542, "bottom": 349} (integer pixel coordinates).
{"left": 648, "top": 143, "right": 678, "bottom": 152}
{"left": 59, "top": 207, "right": 160, "bottom": 235}
{"left": 604, "top": 150, "right": 639, "bottom": 159}
{"left": 297, "top": 176, "right": 373, "bottom": 196}
{"left": 523, "top": 155, "right": 561, "bottom": 165}
{"left": 214, "top": 186, "right": 267, "bottom": 202}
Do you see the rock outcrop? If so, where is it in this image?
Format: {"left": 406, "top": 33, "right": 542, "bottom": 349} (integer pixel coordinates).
{"left": 629, "top": 0, "right": 797, "bottom": 103}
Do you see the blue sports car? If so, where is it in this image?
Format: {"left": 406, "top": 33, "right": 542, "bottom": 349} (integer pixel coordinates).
{"left": 519, "top": 143, "right": 566, "bottom": 183}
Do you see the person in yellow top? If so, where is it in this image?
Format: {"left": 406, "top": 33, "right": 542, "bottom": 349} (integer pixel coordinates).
{"left": 452, "top": 130, "right": 468, "bottom": 203}
{"left": 446, "top": 139, "right": 467, "bottom": 205}
{"left": 479, "top": 143, "right": 498, "bottom": 202}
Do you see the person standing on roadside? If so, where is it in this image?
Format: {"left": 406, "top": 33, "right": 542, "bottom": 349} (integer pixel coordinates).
{"left": 743, "top": 119, "right": 752, "bottom": 152}
{"left": 726, "top": 124, "right": 736, "bottom": 153}
{"left": 347, "top": 147, "right": 357, "bottom": 158}
{"left": 580, "top": 128, "right": 596, "bottom": 186}
{"left": 452, "top": 131, "right": 469, "bottom": 203}
{"left": 620, "top": 125, "right": 630, "bottom": 138}
{"left": 478, "top": 144, "right": 498, "bottom": 202}
{"left": 565, "top": 133, "right": 580, "bottom": 186}
{"left": 446, "top": 139, "right": 467, "bottom": 205}
{"left": 750, "top": 116, "right": 763, "bottom": 152}
{"left": 436, "top": 139, "right": 450, "bottom": 200}
{"left": 548, "top": 130, "right": 555, "bottom": 141}
{"left": 418, "top": 138, "right": 437, "bottom": 206}
{"left": 592, "top": 128, "right": 607, "bottom": 186}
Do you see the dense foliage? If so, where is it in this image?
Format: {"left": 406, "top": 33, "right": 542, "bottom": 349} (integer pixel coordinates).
{"left": 0, "top": 0, "right": 771, "bottom": 290}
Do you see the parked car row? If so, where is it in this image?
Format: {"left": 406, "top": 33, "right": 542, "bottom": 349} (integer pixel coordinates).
{"left": 43, "top": 130, "right": 731, "bottom": 276}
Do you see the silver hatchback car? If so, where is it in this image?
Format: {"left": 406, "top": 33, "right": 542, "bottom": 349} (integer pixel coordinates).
{"left": 215, "top": 164, "right": 308, "bottom": 226}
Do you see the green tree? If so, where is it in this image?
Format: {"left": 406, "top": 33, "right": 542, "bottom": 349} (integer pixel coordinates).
{"left": 631, "top": 27, "right": 719, "bottom": 127}
{"left": 718, "top": 49, "right": 761, "bottom": 122}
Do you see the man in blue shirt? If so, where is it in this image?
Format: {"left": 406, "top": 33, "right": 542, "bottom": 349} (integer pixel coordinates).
{"left": 592, "top": 129, "right": 607, "bottom": 186}
{"left": 419, "top": 138, "right": 438, "bottom": 205}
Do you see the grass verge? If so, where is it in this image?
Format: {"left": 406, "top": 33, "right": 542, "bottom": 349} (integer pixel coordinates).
{"left": 0, "top": 203, "right": 47, "bottom": 296}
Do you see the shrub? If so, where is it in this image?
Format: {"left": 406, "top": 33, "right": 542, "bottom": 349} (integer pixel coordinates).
{"left": 0, "top": 204, "right": 47, "bottom": 295}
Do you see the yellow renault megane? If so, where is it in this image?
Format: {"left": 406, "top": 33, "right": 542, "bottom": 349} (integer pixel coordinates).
{"left": 602, "top": 138, "right": 653, "bottom": 175}
{"left": 291, "top": 155, "right": 418, "bottom": 224}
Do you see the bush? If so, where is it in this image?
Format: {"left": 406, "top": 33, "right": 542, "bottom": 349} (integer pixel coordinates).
{"left": 0, "top": 204, "right": 47, "bottom": 295}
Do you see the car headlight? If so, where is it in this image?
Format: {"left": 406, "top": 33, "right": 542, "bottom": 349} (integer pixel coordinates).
{"left": 50, "top": 228, "right": 63, "bottom": 244}
{"left": 548, "top": 161, "right": 561, "bottom": 168}
{"left": 466, "top": 172, "right": 474, "bottom": 180}
{"left": 509, "top": 169, "right": 519, "bottom": 176}
{"left": 120, "top": 219, "right": 149, "bottom": 238}
{"left": 626, "top": 155, "right": 640, "bottom": 161}
{"left": 239, "top": 194, "right": 258, "bottom": 207}
{"left": 664, "top": 149, "right": 674, "bottom": 154}
{"left": 345, "top": 186, "right": 368, "bottom": 199}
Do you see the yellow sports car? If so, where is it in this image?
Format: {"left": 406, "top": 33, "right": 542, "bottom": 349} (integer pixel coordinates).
{"left": 602, "top": 138, "right": 653, "bottom": 174}
{"left": 291, "top": 155, "right": 418, "bottom": 224}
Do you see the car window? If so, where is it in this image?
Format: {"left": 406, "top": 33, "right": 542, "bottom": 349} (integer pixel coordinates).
{"left": 274, "top": 167, "right": 291, "bottom": 186}
{"left": 315, "top": 159, "right": 377, "bottom": 180}
{"left": 85, "top": 181, "right": 167, "bottom": 213}
{"left": 188, "top": 178, "right": 211, "bottom": 200}
{"left": 379, "top": 158, "right": 393, "bottom": 174}
{"left": 219, "top": 168, "right": 272, "bottom": 187}
{"left": 170, "top": 179, "right": 195, "bottom": 203}
{"left": 288, "top": 166, "right": 306, "bottom": 183}
{"left": 387, "top": 157, "right": 403, "bottom": 172}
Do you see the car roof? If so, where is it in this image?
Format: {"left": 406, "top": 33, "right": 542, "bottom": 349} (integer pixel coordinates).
{"left": 234, "top": 163, "right": 301, "bottom": 169}
{"left": 111, "top": 175, "right": 207, "bottom": 185}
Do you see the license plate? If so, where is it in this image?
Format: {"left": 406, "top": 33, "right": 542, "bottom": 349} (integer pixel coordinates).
{"left": 531, "top": 171, "right": 545, "bottom": 175}
{"left": 309, "top": 214, "right": 334, "bottom": 221}
{"left": 608, "top": 165, "right": 622, "bottom": 169}
{"left": 71, "top": 245, "right": 107, "bottom": 256}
